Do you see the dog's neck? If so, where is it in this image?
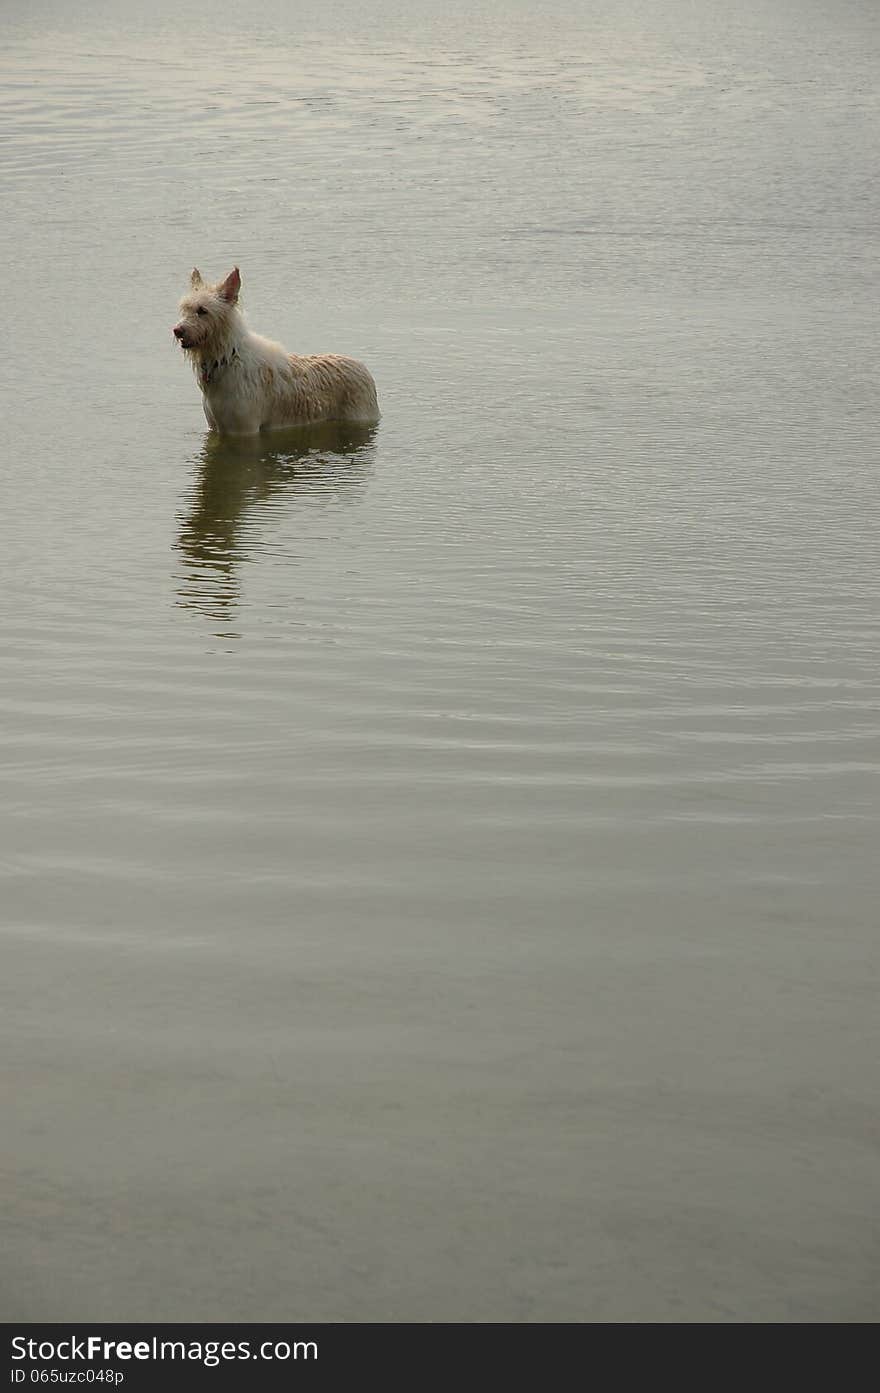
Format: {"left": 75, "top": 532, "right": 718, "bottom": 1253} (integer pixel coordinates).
{"left": 188, "top": 307, "right": 248, "bottom": 389}
{"left": 197, "top": 344, "right": 239, "bottom": 389}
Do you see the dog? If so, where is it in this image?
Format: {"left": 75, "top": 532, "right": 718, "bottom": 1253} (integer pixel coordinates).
{"left": 173, "top": 267, "right": 379, "bottom": 435}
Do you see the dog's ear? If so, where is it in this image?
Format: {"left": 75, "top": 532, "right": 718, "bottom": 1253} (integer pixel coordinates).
{"left": 190, "top": 267, "right": 204, "bottom": 288}
{"left": 217, "top": 267, "right": 241, "bottom": 303}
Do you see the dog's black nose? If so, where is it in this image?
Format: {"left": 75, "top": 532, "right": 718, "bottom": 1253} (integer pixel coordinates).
{"left": 173, "top": 325, "right": 185, "bottom": 340}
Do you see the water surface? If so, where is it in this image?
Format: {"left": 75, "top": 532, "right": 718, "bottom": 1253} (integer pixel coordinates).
{"left": 2, "top": 0, "right": 879, "bottom": 1322}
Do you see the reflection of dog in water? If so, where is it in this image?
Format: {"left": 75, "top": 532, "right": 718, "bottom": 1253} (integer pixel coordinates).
{"left": 175, "top": 421, "right": 377, "bottom": 623}
{"left": 173, "top": 267, "right": 380, "bottom": 435}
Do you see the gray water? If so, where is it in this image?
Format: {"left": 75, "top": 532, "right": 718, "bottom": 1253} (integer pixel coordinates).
{"left": 2, "top": 0, "right": 879, "bottom": 1323}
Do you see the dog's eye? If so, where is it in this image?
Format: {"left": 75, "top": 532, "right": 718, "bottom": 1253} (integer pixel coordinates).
{"left": 196, "top": 308, "right": 207, "bottom": 317}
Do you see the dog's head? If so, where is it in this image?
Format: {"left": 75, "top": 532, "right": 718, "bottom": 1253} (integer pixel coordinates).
{"left": 173, "top": 267, "right": 241, "bottom": 353}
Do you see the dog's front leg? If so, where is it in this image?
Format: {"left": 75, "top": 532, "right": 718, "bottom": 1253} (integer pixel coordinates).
{"left": 202, "top": 393, "right": 260, "bottom": 436}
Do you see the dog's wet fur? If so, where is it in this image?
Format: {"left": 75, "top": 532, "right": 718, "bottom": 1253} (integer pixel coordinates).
{"left": 174, "top": 267, "right": 379, "bottom": 435}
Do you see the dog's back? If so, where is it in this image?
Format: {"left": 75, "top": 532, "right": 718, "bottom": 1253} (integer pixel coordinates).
{"left": 285, "top": 352, "right": 380, "bottom": 425}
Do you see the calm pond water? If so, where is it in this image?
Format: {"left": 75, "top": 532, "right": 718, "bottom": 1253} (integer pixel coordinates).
{"left": 2, "top": 0, "right": 879, "bottom": 1322}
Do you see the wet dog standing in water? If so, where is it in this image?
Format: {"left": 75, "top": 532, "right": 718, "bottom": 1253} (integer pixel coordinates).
{"left": 173, "top": 267, "right": 380, "bottom": 435}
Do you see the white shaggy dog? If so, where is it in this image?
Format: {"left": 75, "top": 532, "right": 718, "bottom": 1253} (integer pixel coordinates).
{"left": 173, "top": 267, "right": 379, "bottom": 435}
